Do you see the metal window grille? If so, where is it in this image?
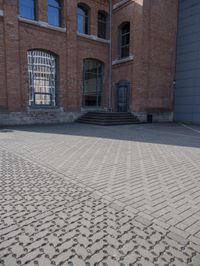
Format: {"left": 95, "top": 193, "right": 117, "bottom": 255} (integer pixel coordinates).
{"left": 28, "top": 50, "right": 57, "bottom": 107}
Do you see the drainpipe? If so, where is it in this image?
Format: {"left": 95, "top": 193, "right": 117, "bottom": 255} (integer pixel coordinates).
{"left": 108, "top": 0, "right": 113, "bottom": 111}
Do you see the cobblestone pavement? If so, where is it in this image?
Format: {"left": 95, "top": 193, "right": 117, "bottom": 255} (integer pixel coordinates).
{"left": 0, "top": 123, "right": 200, "bottom": 265}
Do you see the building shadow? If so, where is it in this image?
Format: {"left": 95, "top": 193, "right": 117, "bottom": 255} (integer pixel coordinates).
{"left": 2, "top": 122, "right": 200, "bottom": 149}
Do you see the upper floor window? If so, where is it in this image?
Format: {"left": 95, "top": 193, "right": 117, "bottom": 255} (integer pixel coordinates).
{"left": 119, "top": 22, "right": 130, "bottom": 58}
{"left": 98, "top": 11, "right": 107, "bottom": 39}
{"left": 77, "top": 4, "right": 89, "bottom": 34}
{"left": 48, "top": 0, "right": 62, "bottom": 27}
{"left": 19, "top": 0, "right": 36, "bottom": 20}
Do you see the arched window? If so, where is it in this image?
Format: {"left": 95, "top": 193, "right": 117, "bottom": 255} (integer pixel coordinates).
{"left": 98, "top": 11, "right": 108, "bottom": 39}
{"left": 83, "top": 59, "right": 103, "bottom": 107}
{"left": 77, "top": 4, "right": 89, "bottom": 34}
{"left": 119, "top": 22, "right": 130, "bottom": 58}
{"left": 19, "top": 0, "right": 36, "bottom": 20}
{"left": 27, "top": 50, "right": 57, "bottom": 107}
{"left": 48, "top": 0, "right": 62, "bottom": 27}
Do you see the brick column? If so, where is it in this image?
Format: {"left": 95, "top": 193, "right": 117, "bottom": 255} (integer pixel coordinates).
{"left": 0, "top": 12, "right": 7, "bottom": 110}
{"left": 38, "top": 0, "right": 48, "bottom": 22}
{"left": 65, "top": 0, "right": 79, "bottom": 111}
{"left": 90, "top": 7, "right": 97, "bottom": 36}
{"left": 0, "top": 0, "right": 3, "bottom": 10}
{"left": 3, "top": 0, "right": 21, "bottom": 112}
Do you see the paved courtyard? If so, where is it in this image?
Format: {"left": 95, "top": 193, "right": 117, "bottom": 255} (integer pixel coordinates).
{"left": 0, "top": 122, "right": 200, "bottom": 266}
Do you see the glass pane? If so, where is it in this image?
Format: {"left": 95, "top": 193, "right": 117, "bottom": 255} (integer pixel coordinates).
{"left": 48, "top": 6, "right": 60, "bottom": 27}
{"left": 98, "top": 12, "right": 107, "bottom": 39}
{"left": 77, "top": 6, "right": 88, "bottom": 34}
{"left": 20, "top": 0, "right": 36, "bottom": 20}
{"left": 83, "top": 59, "right": 103, "bottom": 107}
{"left": 122, "top": 23, "right": 130, "bottom": 34}
{"left": 48, "top": 0, "right": 60, "bottom": 8}
{"left": 35, "top": 94, "right": 51, "bottom": 105}
{"left": 77, "top": 14, "right": 84, "bottom": 33}
{"left": 121, "top": 46, "right": 130, "bottom": 58}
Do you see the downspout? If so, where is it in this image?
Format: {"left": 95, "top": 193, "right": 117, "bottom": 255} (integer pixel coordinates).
{"left": 108, "top": 0, "right": 112, "bottom": 111}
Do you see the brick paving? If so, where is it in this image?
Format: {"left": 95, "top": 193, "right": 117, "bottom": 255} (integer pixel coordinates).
{"left": 0, "top": 123, "right": 200, "bottom": 265}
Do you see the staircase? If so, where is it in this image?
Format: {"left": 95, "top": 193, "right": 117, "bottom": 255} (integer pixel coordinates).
{"left": 77, "top": 112, "right": 141, "bottom": 126}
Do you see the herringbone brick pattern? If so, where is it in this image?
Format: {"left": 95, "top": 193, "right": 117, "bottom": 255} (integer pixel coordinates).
{"left": 0, "top": 149, "right": 200, "bottom": 266}
{"left": 0, "top": 123, "right": 200, "bottom": 265}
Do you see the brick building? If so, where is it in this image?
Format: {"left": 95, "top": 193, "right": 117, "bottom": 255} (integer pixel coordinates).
{"left": 0, "top": 0, "right": 178, "bottom": 125}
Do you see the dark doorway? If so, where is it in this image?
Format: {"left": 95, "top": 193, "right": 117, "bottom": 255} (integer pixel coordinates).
{"left": 116, "top": 81, "right": 130, "bottom": 112}
{"left": 83, "top": 59, "right": 103, "bottom": 107}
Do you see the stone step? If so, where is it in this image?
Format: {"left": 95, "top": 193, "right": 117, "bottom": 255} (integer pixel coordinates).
{"left": 77, "top": 112, "right": 142, "bottom": 126}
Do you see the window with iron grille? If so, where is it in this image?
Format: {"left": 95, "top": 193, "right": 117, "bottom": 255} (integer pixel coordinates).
{"left": 98, "top": 11, "right": 107, "bottom": 39}
{"left": 28, "top": 50, "right": 57, "bottom": 107}
{"left": 48, "top": 0, "right": 62, "bottom": 27}
{"left": 120, "top": 22, "right": 130, "bottom": 58}
{"left": 19, "top": 0, "right": 36, "bottom": 20}
{"left": 77, "top": 4, "right": 89, "bottom": 34}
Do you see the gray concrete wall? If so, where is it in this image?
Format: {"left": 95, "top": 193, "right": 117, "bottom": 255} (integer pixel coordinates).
{"left": 174, "top": 0, "right": 200, "bottom": 124}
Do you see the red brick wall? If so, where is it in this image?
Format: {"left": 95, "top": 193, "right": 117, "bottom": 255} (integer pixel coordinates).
{"left": 112, "top": 0, "right": 178, "bottom": 113}
{"left": 1, "top": 0, "right": 109, "bottom": 113}
{"left": 3, "top": 0, "right": 21, "bottom": 112}
{"left": 143, "top": 0, "right": 178, "bottom": 112}
{"left": 0, "top": 0, "right": 178, "bottom": 119}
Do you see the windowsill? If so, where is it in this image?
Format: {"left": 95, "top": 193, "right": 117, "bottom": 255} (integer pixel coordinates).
{"left": 0, "top": 10, "right": 4, "bottom": 17}
{"left": 77, "top": 32, "right": 110, "bottom": 44}
{"left": 18, "top": 16, "right": 66, "bottom": 32}
{"left": 112, "top": 55, "right": 134, "bottom": 65}
{"left": 113, "top": 0, "right": 131, "bottom": 10}
{"left": 28, "top": 106, "right": 63, "bottom": 112}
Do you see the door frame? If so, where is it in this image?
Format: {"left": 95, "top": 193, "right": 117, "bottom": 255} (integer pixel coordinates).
{"left": 116, "top": 80, "right": 130, "bottom": 112}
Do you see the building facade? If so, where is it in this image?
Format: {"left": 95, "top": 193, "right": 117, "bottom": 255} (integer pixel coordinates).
{"left": 174, "top": 0, "right": 200, "bottom": 124}
{"left": 0, "top": 0, "right": 178, "bottom": 125}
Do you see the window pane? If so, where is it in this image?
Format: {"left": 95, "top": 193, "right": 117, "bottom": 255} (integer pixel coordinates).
{"left": 77, "top": 6, "right": 89, "bottom": 34}
{"left": 120, "top": 23, "right": 130, "bottom": 58}
{"left": 83, "top": 59, "right": 103, "bottom": 107}
{"left": 122, "top": 33, "right": 130, "bottom": 46}
{"left": 19, "top": 0, "right": 36, "bottom": 20}
{"left": 121, "top": 46, "right": 129, "bottom": 58}
{"left": 48, "top": 0, "right": 61, "bottom": 27}
{"left": 78, "top": 14, "right": 84, "bottom": 33}
{"left": 48, "top": 6, "right": 60, "bottom": 27}
{"left": 49, "top": 0, "right": 60, "bottom": 8}
{"left": 98, "top": 12, "right": 107, "bottom": 39}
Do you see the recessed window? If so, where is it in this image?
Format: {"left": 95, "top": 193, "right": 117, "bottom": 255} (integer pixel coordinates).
{"left": 98, "top": 11, "right": 107, "bottom": 39}
{"left": 77, "top": 4, "right": 89, "bottom": 34}
{"left": 119, "top": 22, "right": 130, "bottom": 58}
{"left": 83, "top": 59, "right": 103, "bottom": 107}
{"left": 19, "top": 0, "right": 36, "bottom": 20}
{"left": 28, "top": 50, "right": 57, "bottom": 107}
{"left": 48, "top": 0, "right": 62, "bottom": 27}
